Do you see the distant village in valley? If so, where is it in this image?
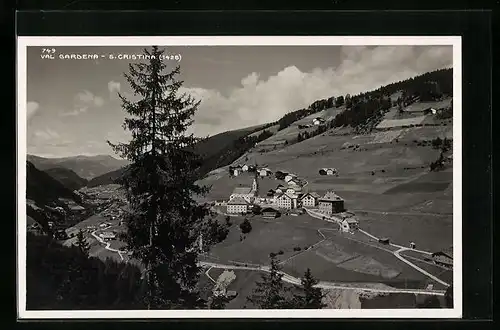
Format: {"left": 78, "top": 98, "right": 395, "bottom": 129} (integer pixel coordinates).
{"left": 221, "top": 163, "right": 361, "bottom": 234}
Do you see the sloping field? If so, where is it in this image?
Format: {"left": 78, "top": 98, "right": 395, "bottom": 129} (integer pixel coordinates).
{"left": 404, "top": 99, "right": 452, "bottom": 113}
{"left": 397, "top": 125, "right": 453, "bottom": 141}
{"left": 206, "top": 217, "right": 323, "bottom": 265}
{"left": 257, "top": 107, "right": 344, "bottom": 146}
{"left": 248, "top": 124, "right": 280, "bottom": 138}
{"left": 376, "top": 116, "right": 427, "bottom": 129}
{"left": 358, "top": 213, "right": 452, "bottom": 253}
{"left": 281, "top": 234, "right": 428, "bottom": 288}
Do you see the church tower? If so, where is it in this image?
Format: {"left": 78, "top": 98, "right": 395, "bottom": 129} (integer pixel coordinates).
{"left": 252, "top": 171, "right": 259, "bottom": 196}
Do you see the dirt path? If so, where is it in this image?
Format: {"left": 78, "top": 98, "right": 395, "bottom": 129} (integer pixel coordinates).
{"left": 198, "top": 261, "right": 445, "bottom": 296}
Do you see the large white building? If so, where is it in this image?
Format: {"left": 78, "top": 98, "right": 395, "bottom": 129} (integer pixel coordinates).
{"left": 230, "top": 186, "right": 255, "bottom": 203}
{"left": 226, "top": 197, "right": 250, "bottom": 214}
{"left": 299, "top": 192, "right": 320, "bottom": 207}
{"left": 275, "top": 193, "right": 298, "bottom": 209}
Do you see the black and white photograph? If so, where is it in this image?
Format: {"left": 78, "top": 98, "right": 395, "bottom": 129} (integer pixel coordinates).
{"left": 17, "top": 36, "right": 462, "bottom": 318}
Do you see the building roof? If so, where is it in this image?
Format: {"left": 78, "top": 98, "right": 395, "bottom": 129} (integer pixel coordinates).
{"left": 346, "top": 218, "right": 359, "bottom": 223}
{"left": 276, "top": 192, "right": 297, "bottom": 200}
{"left": 262, "top": 207, "right": 280, "bottom": 213}
{"left": 300, "top": 192, "right": 320, "bottom": 200}
{"left": 231, "top": 187, "right": 252, "bottom": 195}
{"left": 434, "top": 246, "right": 453, "bottom": 259}
{"left": 227, "top": 197, "right": 250, "bottom": 205}
{"left": 319, "top": 191, "right": 343, "bottom": 202}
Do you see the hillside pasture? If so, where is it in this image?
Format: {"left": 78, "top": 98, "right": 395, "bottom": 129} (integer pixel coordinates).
{"left": 206, "top": 216, "right": 324, "bottom": 265}
{"left": 376, "top": 116, "right": 427, "bottom": 129}
{"left": 281, "top": 232, "right": 430, "bottom": 288}
{"left": 357, "top": 213, "right": 453, "bottom": 253}
{"left": 404, "top": 99, "right": 452, "bottom": 113}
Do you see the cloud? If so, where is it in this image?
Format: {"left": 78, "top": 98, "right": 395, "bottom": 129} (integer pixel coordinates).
{"left": 27, "top": 101, "right": 39, "bottom": 121}
{"left": 181, "top": 45, "right": 452, "bottom": 137}
{"left": 108, "top": 81, "right": 121, "bottom": 97}
{"left": 60, "top": 107, "right": 88, "bottom": 117}
{"left": 33, "top": 128, "right": 60, "bottom": 141}
{"left": 59, "top": 90, "right": 104, "bottom": 116}
{"left": 76, "top": 90, "right": 104, "bottom": 107}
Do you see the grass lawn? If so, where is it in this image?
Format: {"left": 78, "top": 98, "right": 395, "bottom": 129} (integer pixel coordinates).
{"left": 206, "top": 216, "right": 323, "bottom": 265}
{"left": 282, "top": 229, "right": 431, "bottom": 287}
{"left": 357, "top": 213, "right": 453, "bottom": 253}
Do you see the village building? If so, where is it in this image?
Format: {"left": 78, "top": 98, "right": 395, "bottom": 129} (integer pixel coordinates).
{"left": 99, "top": 231, "right": 116, "bottom": 241}
{"left": 312, "top": 117, "right": 326, "bottom": 125}
{"left": 275, "top": 184, "right": 285, "bottom": 194}
{"left": 340, "top": 217, "right": 359, "bottom": 233}
{"left": 432, "top": 247, "right": 453, "bottom": 268}
{"left": 275, "top": 193, "right": 298, "bottom": 209}
{"left": 300, "top": 192, "right": 320, "bottom": 207}
{"left": 267, "top": 189, "right": 275, "bottom": 196}
{"left": 230, "top": 186, "right": 255, "bottom": 203}
{"left": 318, "top": 191, "right": 345, "bottom": 214}
{"left": 326, "top": 168, "right": 337, "bottom": 176}
{"left": 284, "top": 174, "right": 297, "bottom": 183}
{"left": 259, "top": 168, "right": 272, "bottom": 177}
{"left": 287, "top": 178, "right": 302, "bottom": 186}
{"left": 226, "top": 197, "right": 251, "bottom": 214}
{"left": 423, "top": 108, "right": 438, "bottom": 115}
{"left": 261, "top": 207, "right": 281, "bottom": 219}
{"left": 241, "top": 164, "right": 249, "bottom": 172}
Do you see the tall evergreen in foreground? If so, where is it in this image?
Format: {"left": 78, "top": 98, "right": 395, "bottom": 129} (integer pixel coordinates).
{"left": 247, "top": 255, "right": 292, "bottom": 309}
{"left": 108, "top": 46, "right": 209, "bottom": 309}
{"left": 293, "top": 268, "right": 326, "bottom": 309}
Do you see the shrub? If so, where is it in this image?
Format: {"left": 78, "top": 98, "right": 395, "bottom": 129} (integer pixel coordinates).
{"left": 269, "top": 252, "right": 276, "bottom": 258}
{"left": 293, "top": 246, "right": 302, "bottom": 252}
{"left": 240, "top": 218, "right": 252, "bottom": 234}
{"left": 278, "top": 250, "right": 284, "bottom": 255}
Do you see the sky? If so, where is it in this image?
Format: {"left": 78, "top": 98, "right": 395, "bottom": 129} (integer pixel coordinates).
{"left": 26, "top": 45, "right": 452, "bottom": 158}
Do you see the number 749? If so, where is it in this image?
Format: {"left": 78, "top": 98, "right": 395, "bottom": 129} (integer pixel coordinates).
{"left": 42, "top": 48, "right": 56, "bottom": 54}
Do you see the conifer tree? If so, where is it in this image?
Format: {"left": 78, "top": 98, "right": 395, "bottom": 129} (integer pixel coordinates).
{"left": 294, "top": 268, "right": 326, "bottom": 309}
{"left": 108, "top": 46, "right": 210, "bottom": 309}
{"left": 247, "top": 255, "right": 292, "bottom": 309}
{"left": 76, "top": 229, "right": 90, "bottom": 257}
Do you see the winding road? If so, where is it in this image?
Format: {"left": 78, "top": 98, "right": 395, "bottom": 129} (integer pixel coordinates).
{"left": 199, "top": 261, "right": 445, "bottom": 296}
{"left": 91, "top": 227, "right": 126, "bottom": 261}
{"left": 304, "top": 208, "right": 450, "bottom": 287}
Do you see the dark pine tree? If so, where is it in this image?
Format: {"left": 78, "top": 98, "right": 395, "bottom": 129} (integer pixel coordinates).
{"left": 247, "top": 255, "right": 292, "bottom": 309}
{"left": 294, "top": 268, "right": 326, "bottom": 309}
{"left": 108, "top": 46, "right": 210, "bottom": 309}
{"left": 76, "top": 229, "right": 90, "bottom": 257}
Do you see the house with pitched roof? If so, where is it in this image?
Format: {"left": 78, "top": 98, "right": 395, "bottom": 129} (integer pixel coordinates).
{"left": 275, "top": 192, "right": 299, "bottom": 209}
{"left": 340, "top": 217, "right": 359, "bottom": 233}
{"left": 432, "top": 247, "right": 453, "bottom": 268}
{"left": 318, "top": 191, "right": 345, "bottom": 214}
{"left": 227, "top": 197, "right": 251, "bottom": 214}
{"left": 230, "top": 186, "right": 255, "bottom": 203}
{"left": 299, "top": 192, "right": 320, "bottom": 207}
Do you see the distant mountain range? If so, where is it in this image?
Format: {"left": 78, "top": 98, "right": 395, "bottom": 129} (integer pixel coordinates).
{"left": 27, "top": 154, "right": 130, "bottom": 180}
{"left": 26, "top": 161, "right": 82, "bottom": 206}
{"left": 43, "top": 167, "right": 89, "bottom": 191}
